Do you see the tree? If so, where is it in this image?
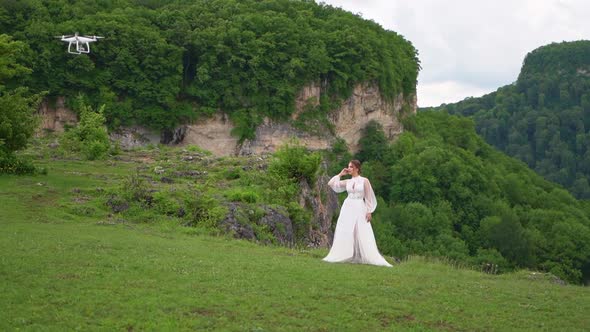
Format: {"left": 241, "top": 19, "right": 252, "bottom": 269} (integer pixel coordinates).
{"left": 0, "top": 34, "right": 42, "bottom": 174}
{"left": 355, "top": 120, "right": 388, "bottom": 162}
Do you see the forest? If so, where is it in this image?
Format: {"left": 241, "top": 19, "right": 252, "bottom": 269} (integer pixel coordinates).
{"left": 424, "top": 41, "right": 590, "bottom": 199}
{"left": 353, "top": 112, "right": 590, "bottom": 285}
{"left": 1, "top": 0, "right": 419, "bottom": 141}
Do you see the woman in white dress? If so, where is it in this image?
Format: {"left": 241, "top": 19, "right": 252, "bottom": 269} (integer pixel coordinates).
{"left": 323, "top": 160, "right": 392, "bottom": 267}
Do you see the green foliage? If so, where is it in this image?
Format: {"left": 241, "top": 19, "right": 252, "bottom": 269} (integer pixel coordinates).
{"left": 268, "top": 141, "right": 321, "bottom": 186}
{"left": 0, "top": 87, "right": 40, "bottom": 154}
{"left": 360, "top": 111, "right": 590, "bottom": 284}
{"left": 0, "top": 150, "right": 37, "bottom": 175}
{"left": 287, "top": 201, "right": 312, "bottom": 242}
{"left": 185, "top": 193, "right": 227, "bottom": 229}
{"left": 0, "top": 34, "right": 42, "bottom": 174}
{"left": 429, "top": 41, "right": 590, "bottom": 199}
{"left": 292, "top": 95, "right": 336, "bottom": 136}
{"left": 60, "top": 97, "right": 110, "bottom": 160}
{"left": 225, "top": 187, "right": 260, "bottom": 203}
{"left": 4, "top": 0, "right": 419, "bottom": 141}
{"left": 120, "top": 172, "right": 152, "bottom": 206}
{"left": 152, "top": 191, "right": 182, "bottom": 216}
{"left": 323, "top": 137, "right": 352, "bottom": 175}
{"left": 355, "top": 120, "right": 389, "bottom": 162}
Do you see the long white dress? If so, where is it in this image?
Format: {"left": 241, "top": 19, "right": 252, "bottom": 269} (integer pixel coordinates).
{"left": 323, "top": 175, "right": 392, "bottom": 267}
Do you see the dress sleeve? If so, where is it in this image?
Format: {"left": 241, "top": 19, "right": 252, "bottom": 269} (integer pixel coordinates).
{"left": 364, "top": 178, "right": 377, "bottom": 213}
{"left": 328, "top": 175, "right": 347, "bottom": 193}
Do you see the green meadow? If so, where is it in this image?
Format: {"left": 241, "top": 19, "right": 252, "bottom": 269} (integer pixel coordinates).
{"left": 1, "top": 147, "right": 589, "bottom": 331}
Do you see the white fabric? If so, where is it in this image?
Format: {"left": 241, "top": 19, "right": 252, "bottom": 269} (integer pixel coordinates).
{"left": 323, "top": 175, "right": 392, "bottom": 267}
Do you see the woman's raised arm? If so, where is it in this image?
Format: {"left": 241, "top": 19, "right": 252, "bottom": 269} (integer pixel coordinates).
{"left": 328, "top": 175, "right": 347, "bottom": 193}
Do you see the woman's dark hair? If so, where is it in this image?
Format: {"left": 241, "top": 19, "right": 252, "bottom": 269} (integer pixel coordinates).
{"left": 350, "top": 160, "right": 361, "bottom": 174}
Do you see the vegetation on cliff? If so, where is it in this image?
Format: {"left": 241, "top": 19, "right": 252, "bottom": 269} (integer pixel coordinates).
{"left": 2, "top": 0, "right": 419, "bottom": 141}
{"left": 423, "top": 41, "right": 590, "bottom": 199}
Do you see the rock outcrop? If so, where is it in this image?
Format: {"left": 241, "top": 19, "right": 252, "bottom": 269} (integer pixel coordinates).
{"left": 109, "top": 126, "right": 160, "bottom": 149}
{"left": 217, "top": 172, "right": 339, "bottom": 248}
{"left": 181, "top": 82, "right": 415, "bottom": 156}
{"left": 219, "top": 203, "right": 295, "bottom": 246}
{"left": 180, "top": 113, "right": 240, "bottom": 155}
{"left": 299, "top": 172, "right": 339, "bottom": 247}
{"left": 37, "top": 82, "right": 416, "bottom": 155}
{"left": 36, "top": 97, "right": 78, "bottom": 135}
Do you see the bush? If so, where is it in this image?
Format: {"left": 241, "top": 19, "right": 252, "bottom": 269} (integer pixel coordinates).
{"left": 225, "top": 188, "right": 260, "bottom": 203}
{"left": 152, "top": 191, "right": 182, "bottom": 216}
{"left": 0, "top": 151, "right": 37, "bottom": 175}
{"left": 269, "top": 141, "right": 321, "bottom": 185}
{"left": 185, "top": 193, "right": 227, "bottom": 228}
{"left": 60, "top": 96, "right": 110, "bottom": 160}
{"left": 120, "top": 172, "right": 153, "bottom": 206}
{"left": 286, "top": 201, "right": 312, "bottom": 241}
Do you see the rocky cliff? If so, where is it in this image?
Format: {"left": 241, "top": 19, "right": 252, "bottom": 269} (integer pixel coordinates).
{"left": 37, "top": 83, "right": 416, "bottom": 154}
{"left": 179, "top": 82, "right": 415, "bottom": 155}
{"left": 36, "top": 97, "right": 78, "bottom": 135}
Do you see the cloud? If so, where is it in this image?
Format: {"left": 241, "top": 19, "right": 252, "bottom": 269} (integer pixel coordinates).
{"left": 320, "top": 0, "right": 590, "bottom": 106}
{"left": 417, "top": 81, "right": 493, "bottom": 108}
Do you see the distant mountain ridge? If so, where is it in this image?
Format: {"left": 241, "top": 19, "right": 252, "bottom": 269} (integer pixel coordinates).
{"left": 422, "top": 40, "right": 590, "bottom": 198}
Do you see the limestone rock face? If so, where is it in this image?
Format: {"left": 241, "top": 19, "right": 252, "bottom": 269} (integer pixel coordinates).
{"left": 36, "top": 82, "right": 416, "bottom": 155}
{"left": 181, "top": 113, "right": 240, "bottom": 156}
{"left": 298, "top": 173, "right": 339, "bottom": 248}
{"left": 331, "top": 83, "right": 408, "bottom": 153}
{"left": 37, "top": 97, "right": 78, "bottom": 134}
{"left": 219, "top": 203, "right": 295, "bottom": 246}
{"left": 109, "top": 126, "right": 160, "bottom": 149}
{"left": 181, "top": 82, "right": 415, "bottom": 156}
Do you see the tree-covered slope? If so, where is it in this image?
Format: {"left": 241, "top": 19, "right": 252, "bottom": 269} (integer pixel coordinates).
{"left": 1, "top": 0, "right": 419, "bottom": 140}
{"left": 423, "top": 40, "right": 590, "bottom": 198}
{"left": 354, "top": 111, "right": 590, "bottom": 284}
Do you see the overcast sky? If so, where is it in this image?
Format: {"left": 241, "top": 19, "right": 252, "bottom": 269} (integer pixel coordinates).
{"left": 320, "top": 0, "right": 590, "bottom": 107}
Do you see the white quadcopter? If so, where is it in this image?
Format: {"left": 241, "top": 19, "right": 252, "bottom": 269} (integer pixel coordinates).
{"left": 57, "top": 33, "right": 104, "bottom": 54}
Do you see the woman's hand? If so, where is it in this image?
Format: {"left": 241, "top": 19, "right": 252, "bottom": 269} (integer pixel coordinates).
{"left": 339, "top": 168, "right": 349, "bottom": 177}
{"left": 366, "top": 213, "right": 372, "bottom": 223}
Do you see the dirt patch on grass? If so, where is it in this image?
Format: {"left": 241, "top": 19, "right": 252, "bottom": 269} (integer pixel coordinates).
{"left": 428, "top": 320, "right": 462, "bottom": 331}
{"left": 55, "top": 273, "right": 81, "bottom": 280}
{"left": 395, "top": 314, "right": 416, "bottom": 323}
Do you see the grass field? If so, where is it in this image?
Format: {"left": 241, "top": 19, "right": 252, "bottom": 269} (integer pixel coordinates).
{"left": 1, "top": 150, "right": 589, "bottom": 331}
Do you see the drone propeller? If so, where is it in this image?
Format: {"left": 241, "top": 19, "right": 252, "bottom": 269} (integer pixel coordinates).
{"left": 93, "top": 36, "right": 105, "bottom": 39}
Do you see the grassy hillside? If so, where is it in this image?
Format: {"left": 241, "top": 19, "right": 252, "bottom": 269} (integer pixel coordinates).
{"left": 1, "top": 146, "right": 589, "bottom": 331}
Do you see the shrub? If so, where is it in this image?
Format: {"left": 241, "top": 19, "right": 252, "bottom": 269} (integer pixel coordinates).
{"left": 152, "top": 191, "right": 182, "bottom": 216}
{"left": 185, "top": 193, "right": 227, "bottom": 228}
{"left": 120, "top": 172, "right": 153, "bottom": 206}
{"left": 269, "top": 141, "right": 321, "bottom": 185}
{"left": 0, "top": 151, "right": 37, "bottom": 175}
{"left": 287, "top": 202, "right": 312, "bottom": 241}
{"left": 60, "top": 96, "right": 110, "bottom": 160}
{"left": 225, "top": 188, "right": 260, "bottom": 203}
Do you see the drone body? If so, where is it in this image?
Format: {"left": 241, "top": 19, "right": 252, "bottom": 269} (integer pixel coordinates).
{"left": 58, "top": 33, "right": 104, "bottom": 54}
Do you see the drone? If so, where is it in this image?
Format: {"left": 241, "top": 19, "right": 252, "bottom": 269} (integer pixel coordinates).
{"left": 57, "top": 33, "right": 104, "bottom": 54}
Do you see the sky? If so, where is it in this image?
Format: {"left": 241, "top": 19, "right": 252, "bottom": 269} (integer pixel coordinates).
{"left": 320, "top": 0, "right": 590, "bottom": 107}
